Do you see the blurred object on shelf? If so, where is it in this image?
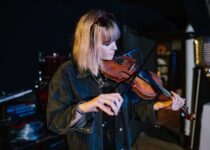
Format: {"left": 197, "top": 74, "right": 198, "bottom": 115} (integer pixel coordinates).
{"left": 6, "top": 103, "right": 36, "bottom": 119}
{"left": 194, "top": 36, "right": 210, "bottom": 78}
{"left": 156, "top": 42, "right": 170, "bottom": 88}
{"left": 38, "top": 52, "right": 70, "bottom": 80}
{"left": 0, "top": 89, "right": 36, "bottom": 123}
{"left": 10, "top": 120, "right": 45, "bottom": 143}
{"left": 35, "top": 51, "right": 70, "bottom": 113}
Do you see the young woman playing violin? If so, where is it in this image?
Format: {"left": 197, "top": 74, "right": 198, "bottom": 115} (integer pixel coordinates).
{"left": 47, "top": 10, "right": 185, "bottom": 150}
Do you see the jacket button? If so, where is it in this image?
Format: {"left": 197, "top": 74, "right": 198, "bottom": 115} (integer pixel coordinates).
{"left": 101, "top": 121, "right": 107, "bottom": 127}
{"left": 86, "top": 128, "right": 90, "bottom": 132}
{"left": 119, "top": 127, "right": 123, "bottom": 132}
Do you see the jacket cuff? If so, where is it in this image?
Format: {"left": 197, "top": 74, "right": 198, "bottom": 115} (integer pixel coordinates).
{"left": 69, "top": 102, "right": 95, "bottom": 134}
{"left": 134, "top": 101, "right": 160, "bottom": 128}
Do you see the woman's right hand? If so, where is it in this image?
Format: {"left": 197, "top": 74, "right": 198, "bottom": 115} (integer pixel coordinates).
{"left": 78, "top": 93, "right": 123, "bottom": 116}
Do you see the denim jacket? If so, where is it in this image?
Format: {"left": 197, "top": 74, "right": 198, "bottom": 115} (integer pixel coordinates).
{"left": 47, "top": 60, "right": 158, "bottom": 150}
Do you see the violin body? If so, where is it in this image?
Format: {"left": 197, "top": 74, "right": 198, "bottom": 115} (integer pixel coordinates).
{"left": 102, "top": 56, "right": 162, "bottom": 100}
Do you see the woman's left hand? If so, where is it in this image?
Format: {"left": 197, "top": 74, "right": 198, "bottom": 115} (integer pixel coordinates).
{"left": 153, "top": 91, "right": 186, "bottom": 111}
{"left": 170, "top": 91, "right": 186, "bottom": 111}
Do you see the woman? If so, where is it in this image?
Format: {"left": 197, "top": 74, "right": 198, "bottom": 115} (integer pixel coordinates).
{"left": 47, "top": 10, "right": 185, "bottom": 150}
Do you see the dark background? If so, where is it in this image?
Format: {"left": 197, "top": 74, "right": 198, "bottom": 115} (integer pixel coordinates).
{"left": 2, "top": 0, "right": 210, "bottom": 94}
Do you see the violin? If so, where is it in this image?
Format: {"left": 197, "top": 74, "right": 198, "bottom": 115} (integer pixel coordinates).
{"left": 101, "top": 56, "right": 195, "bottom": 121}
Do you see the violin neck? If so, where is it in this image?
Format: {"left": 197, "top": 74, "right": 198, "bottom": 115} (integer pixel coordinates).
{"left": 157, "top": 84, "right": 171, "bottom": 97}
{"left": 138, "top": 71, "right": 171, "bottom": 97}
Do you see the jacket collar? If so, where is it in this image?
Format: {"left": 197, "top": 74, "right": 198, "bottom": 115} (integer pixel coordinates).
{"left": 76, "top": 70, "right": 92, "bottom": 78}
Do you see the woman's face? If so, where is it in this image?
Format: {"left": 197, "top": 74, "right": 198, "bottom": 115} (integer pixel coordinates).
{"left": 99, "top": 41, "right": 117, "bottom": 60}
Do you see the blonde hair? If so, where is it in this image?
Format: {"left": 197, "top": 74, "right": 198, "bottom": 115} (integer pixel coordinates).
{"left": 72, "top": 10, "right": 120, "bottom": 76}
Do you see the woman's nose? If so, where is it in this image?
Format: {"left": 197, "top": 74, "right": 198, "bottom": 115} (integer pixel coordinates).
{"left": 112, "top": 42, "right": 117, "bottom": 51}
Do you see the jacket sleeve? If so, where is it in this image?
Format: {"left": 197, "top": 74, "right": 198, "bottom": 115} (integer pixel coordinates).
{"left": 128, "top": 91, "right": 160, "bottom": 127}
{"left": 47, "top": 66, "right": 94, "bottom": 135}
{"left": 134, "top": 101, "right": 160, "bottom": 127}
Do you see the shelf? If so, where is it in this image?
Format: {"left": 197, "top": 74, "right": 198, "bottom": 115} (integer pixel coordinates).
{"left": 0, "top": 89, "right": 34, "bottom": 105}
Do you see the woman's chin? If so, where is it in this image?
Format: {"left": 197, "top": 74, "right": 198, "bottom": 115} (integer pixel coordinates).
{"left": 102, "top": 56, "right": 113, "bottom": 60}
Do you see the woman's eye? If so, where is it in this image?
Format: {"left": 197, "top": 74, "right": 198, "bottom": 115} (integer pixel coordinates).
{"left": 104, "top": 43, "right": 110, "bottom": 46}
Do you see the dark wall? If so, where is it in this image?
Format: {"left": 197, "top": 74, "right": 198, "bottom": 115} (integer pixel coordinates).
{"left": 185, "top": 0, "right": 210, "bottom": 36}
{"left": 3, "top": 0, "right": 71, "bottom": 93}
{"left": 2, "top": 0, "right": 162, "bottom": 94}
{"left": 2, "top": 0, "right": 121, "bottom": 93}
